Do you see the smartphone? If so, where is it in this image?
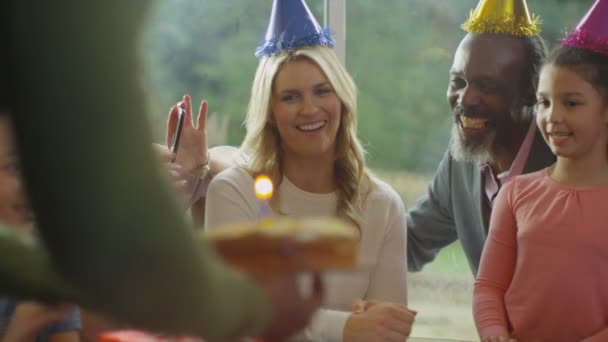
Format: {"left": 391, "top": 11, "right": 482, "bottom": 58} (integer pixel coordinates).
{"left": 172, "top": 106, "right": 186, "bottom": 154}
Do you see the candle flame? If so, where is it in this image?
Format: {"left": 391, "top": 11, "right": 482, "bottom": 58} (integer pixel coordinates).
{"left": 254, "top": 175, "right": 273, "bottom": 200}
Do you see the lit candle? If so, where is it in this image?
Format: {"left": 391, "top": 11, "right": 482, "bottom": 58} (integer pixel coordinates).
{"left": 254, "top": 175, "right": 273, "bottom": 218}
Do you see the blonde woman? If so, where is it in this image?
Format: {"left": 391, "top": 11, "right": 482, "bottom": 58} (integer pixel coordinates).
{"left": 205, "top": 44, "right": 415, "bottom": 342}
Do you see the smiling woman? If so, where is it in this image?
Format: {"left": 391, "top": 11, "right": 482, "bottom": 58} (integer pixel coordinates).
{"left": 242, "top": 46, "right": 363, "bottom": 218}
{"left": 205, "top": 42, "right": 414, "bottom": 342}
{"left": 203, "top": 1, "right": 417, "bottom": 341}
{"left": 270, "top": 57, "right": 342, "bottom": 166}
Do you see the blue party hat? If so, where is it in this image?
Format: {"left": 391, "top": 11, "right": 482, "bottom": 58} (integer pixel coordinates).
{"left": 255, "top": 0, "right": 335, "bottom": 58}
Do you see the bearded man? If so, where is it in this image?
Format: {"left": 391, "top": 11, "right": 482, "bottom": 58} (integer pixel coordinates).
{"left": 407, "top": 0, "right": 555, "bottom": 275}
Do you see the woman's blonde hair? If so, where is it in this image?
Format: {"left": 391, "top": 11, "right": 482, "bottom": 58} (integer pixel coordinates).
{"left": 241, "top": 45, "right": 371, "bottom": 230}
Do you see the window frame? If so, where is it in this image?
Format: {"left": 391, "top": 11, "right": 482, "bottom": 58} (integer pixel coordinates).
{"left": 324, "top": 0, "right": 346, "bottom": 63}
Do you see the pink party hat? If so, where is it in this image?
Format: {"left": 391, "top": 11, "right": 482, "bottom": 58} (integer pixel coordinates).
{"left": 562, "top": 0, "right": 608, "bottom": 55}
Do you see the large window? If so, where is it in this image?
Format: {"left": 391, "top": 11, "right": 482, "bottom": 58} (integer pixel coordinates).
{"left": 143, "top": 1, "right": 594, "bottom": 340}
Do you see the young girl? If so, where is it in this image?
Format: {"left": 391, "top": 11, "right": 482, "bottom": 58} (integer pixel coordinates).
{"left": 0, "top": 116, "right": 81, "bottom": 342}
{"left": 473, "top": 17, "right": 608, "bottom": 342}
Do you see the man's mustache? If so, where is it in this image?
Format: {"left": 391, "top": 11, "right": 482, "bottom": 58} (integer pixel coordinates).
{"left": 453, "top": 105, "right": 485, "bottom": 118}
{"left": 453, "top": 106, "right": 499, "bottom": 128}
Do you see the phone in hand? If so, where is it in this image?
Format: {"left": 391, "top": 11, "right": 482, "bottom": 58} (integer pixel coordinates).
{"left": 172, "top": 106, "right": 186, "bottom": 154}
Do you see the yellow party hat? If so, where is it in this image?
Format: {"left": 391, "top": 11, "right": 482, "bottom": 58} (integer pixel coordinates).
{"left": 462, "top": 0, "right": 541, "bottom": 37}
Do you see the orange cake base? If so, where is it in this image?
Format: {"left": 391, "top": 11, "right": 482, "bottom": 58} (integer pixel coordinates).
{"left": 205, "top": 217, "right": 359, "bottom": 272}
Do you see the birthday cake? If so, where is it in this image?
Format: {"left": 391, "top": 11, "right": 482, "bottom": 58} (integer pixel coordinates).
{"left": 205, "top": 217, "right": 359, "bottom": 272}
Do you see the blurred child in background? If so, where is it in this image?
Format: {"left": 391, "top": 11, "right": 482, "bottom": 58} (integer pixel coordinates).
{"left": 0, "top": 115, "right": 81, "bottom": 342}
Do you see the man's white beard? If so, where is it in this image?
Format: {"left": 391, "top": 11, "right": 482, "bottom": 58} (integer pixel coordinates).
{"left": 449, "top": 125, "right": 496, "bottom": 164}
